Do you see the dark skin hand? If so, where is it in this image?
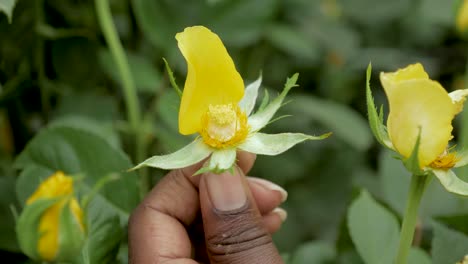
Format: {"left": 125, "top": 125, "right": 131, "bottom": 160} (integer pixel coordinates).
{"left": 129, "top": 152, "right": 287, "bottom": 264}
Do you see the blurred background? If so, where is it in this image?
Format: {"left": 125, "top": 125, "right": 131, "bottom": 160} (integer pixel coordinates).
{"left": 1, "top": 0, "right": 468, "bottom": 263}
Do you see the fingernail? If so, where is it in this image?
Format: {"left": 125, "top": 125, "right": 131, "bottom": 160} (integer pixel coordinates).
{"left": 272, "top": 208, "right": 288, "bottom": 222}
{"left": 247, "top": 177, "right": 288, "bottom": 202}
{"left": 205, "top": 169, "right": 247, "bottom": 211}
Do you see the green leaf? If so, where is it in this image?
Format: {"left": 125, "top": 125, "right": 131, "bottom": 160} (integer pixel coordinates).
{"left": 287, "top": 94, "right": 373, "bottom": 151}
{"left": 205, "top": 0, "right": 279, "bottom": 47}
{"left": 239, "top": 74, "right": 262, "bottom": 116}
{"left": 55, "top": 92, "right": 118, "bottom": 122}
{"left": 76, "top": 195, "right": 123, "bottom": 264}
{"left": 347, "top": 190, "right": 399, "bottom": 264}
{"left": 0, "top": 0, "right": 18, "bottom": 23}
{"left": 131, "top": 0, "right": 179, "bottom": 51}
{"left": 365, "top": 63, "right": 392, "bottom": 149}
{"left": 432, "top": 221, "right": 468, "bottom": 264}
{"left": 290, "top": 241, "right": 336, "bottom": 264}
{"left": 339, "top": 0, "right": 410, "bottom": 26}
{"left": 402, "top": 127, "right": 424, "bottom": 176}
{"left": 99, "top": 49, "right": 162, "bottom": 93}
{"left": 16, "top": 198, "right": 59, "bottom": 260}
{"left": 408, "top": 247, "right": 431, "bottom": 264}
{"left": 248, "top": 73, "right": 298, "bottom": 131}
{"left": 432, "top": 169, "right": 468, "bottom": 196}
{"left": 56, "top": 199, "right": 86, "bottom": 262}
{"left": 50, "top": 115, "right": 120, "bottom": 148}
{"left": 155, "top": 89, "right": 193, "bottom": 152}
{"left": 265, "top": 24, "right": 321, "bottom": 64}
{"left": 132, "top": 139, "right": 212, "bottom": 171}
{"left": 162, "top": 58, "right": 182, "bottom": 97}
{"left": 14, "top": 126, "right": 139, "bottom": 215}
{"left": 239, "top": 132, "right": 330, "bottom": 156}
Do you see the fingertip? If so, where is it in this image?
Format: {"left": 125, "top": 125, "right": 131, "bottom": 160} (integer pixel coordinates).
{"left": 262, "top": 208, "right": 287, "bottom": 234}
{"left": 247, "top": 177, "right": 287, "bottom": 214}
{"left": 237, "top": 151, "right": 256, "bottom": 174}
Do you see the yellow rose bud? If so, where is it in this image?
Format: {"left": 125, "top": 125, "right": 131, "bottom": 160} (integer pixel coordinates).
{"left": 380, "top": 63, "right": 468, "bottom": 168}
{"left": 16, "top": 171, "right": 85, "bottom": 262}
{"left": 457, "top": 0, "right": 468, "bottom": 35}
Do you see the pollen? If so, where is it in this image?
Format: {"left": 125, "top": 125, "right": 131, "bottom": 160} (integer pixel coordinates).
{"left": 429, "top": 150, "right": 459, "bottom": 169}
{"left": 200, "top": 104, "right": 249, "bottom": 149}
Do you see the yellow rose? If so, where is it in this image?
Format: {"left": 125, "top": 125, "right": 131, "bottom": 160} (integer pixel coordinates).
{"left": 379, "top": 63, "right": 468, "bottom": 168}
{"left": 17, "top": 171, "right": 85, "bottom": 262}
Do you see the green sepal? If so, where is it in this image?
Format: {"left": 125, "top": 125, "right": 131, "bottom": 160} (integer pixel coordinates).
{"left": 248, "top": 73, "right": 298, "bottom": 131}
{"left": 16, "top": 198, "right": 59, "bottom": 260}
{"left": 130, "top": 139, "right": 212, "bottom": 171}
{"left": 403, "top": 127, "right": 424, "bottom": 176}
{"left": 258, "top": 89, "right": 270, "bottom": 112}
{"left": 162, "top": 58, "right": 182, "bottom": 98}
{"left": 432, "top": 169, "right": 468, "bottom": 196}
{"left": 365, "top": 63, "right": 392, "bottom": 149}
{"left": 0, "top": 0, "right": 17, "bottom": 23}
{"left": 55, "top": 199, "right": 86, "bottom": 262}
{"left": 194, "top": 149, "right": 236, "bottom": 175}
{"left": 239, "top": 132, "right": 331, "bottom": 156}
{"left": 239, "top": 74, "right": 262, "bottom": 116}
{"left": 455, "top": 150, "right": 468, "bottom": 168}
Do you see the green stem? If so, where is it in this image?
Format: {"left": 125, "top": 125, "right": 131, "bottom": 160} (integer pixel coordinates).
{"left": 35, "top": 0, "right": 49, "bottom": 121}
{"left": 94, "top": 0, "right": 149, "bottom": 195}
{"left": 459, "top": 55, "right": 468, "bottom": 180}
{"left": 395, "top": 174, "right": 428, "bottom": 264}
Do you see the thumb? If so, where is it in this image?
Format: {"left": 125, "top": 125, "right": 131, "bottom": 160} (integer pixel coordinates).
{"left": 199, "top": 167, "right": 283, "bottom": 264}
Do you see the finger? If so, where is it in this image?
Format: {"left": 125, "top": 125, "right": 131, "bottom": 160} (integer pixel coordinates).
{"left": 199, "top": 167, "right": 283, "bottom": 264}
{"left": 128, "top": 168, "right": 199, "bottom": 264}
{"left": 237, "top": 151, "right": 256, "bottom": 174}
{"left": 262, "top": 208, "right": 287, "bottom": 234}
{"left": 128, "top": 151, "right": 257, "bottom": 264}
{"left": 247, "top": 177, "right": 287, "bottom": 214}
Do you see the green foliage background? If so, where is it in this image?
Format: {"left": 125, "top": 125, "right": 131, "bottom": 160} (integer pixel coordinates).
{"left": 1, "top": 0, "right": 468, "bottom": 263}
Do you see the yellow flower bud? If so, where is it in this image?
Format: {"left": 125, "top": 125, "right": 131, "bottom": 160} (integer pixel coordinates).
{"left": 457, "top": 0, "right": 468, "bottom": 35}
{"left": 380, "top": 63, "right": 468, "bottom": 168}
{"left": 16, "top": 171, "right": 85, "bottom": 262}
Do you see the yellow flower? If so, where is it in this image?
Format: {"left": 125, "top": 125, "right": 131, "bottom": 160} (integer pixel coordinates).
{"left": 17, "top": 171, "right": 85, "bottom": 262}
{"left": 177, "top": 26, "right": 245, "bottom": 136}
{"left": 133, "top": 26, "right": 329, "bottom": 173}
{"left": 457, "top": 0, "right": 468, "bottom": 34}
{"left": 379, "top": 63, "right": 468, "bottom": 169}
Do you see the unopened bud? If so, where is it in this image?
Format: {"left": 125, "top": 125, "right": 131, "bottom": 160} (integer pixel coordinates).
{"left": 16, "top": 171, "right": 85, "bottom": 262}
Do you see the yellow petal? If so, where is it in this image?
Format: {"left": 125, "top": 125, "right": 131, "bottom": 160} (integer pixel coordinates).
{"left": 27, "top": 171, "right": 73, "bottom": 204}
{"left": 449, "top": 89, "right": 468, "bottom": 114}
{"left": 36, "top": 198, "right": 84, "bottom": 261}
{"left": 457, "top": 0, "right": 468, "bottom": 33}
{"left": 176, "top": 26, "right": 244, "bottom": 135}
{"left": 380, "top": 63, "right": 428, "bottom": 97}
{"left": 385, "top": 79, "right": 456, "bottom": 167}
{"left": 37, "top": 201, "right": 63, "bottom": 261}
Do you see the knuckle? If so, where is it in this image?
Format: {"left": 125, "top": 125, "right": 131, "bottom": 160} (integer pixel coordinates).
{"left": 205, "top": 208, "right": 274, "bottom": 263}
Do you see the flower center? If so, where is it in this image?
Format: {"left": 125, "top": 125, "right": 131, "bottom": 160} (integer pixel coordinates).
{"left": 429, "top": 149, "right": 459, "bottom": 169}
{"left": 200, "top": 104, "right": 249, "bottom": 149}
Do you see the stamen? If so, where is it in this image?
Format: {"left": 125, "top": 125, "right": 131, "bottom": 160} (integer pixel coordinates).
{"left": 429, "top": 150, "right": 459, "bottom": 169}
{"left": 200, "top": 104, "right": 249, "bottom": 149}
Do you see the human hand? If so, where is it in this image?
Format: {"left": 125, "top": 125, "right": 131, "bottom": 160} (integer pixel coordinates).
{"left": 128, "top": 152, "right": 287, "bottom": 264}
